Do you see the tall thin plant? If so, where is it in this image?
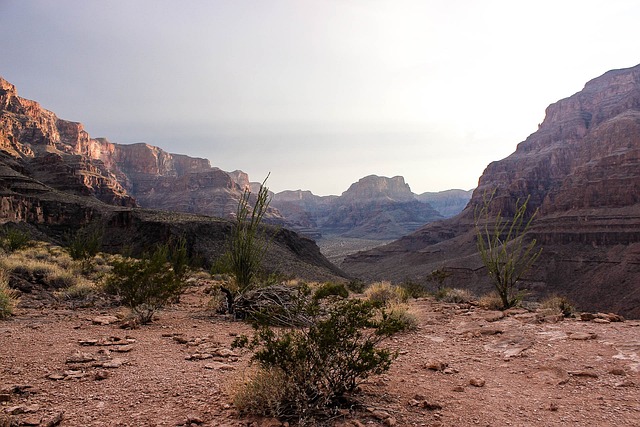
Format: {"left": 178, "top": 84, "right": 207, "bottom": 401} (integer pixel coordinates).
{"left": 220, "top": 175, "right": 272, "bottom": 314}
{"left": 475, "top": 190, "right": 542, "bottom": 309}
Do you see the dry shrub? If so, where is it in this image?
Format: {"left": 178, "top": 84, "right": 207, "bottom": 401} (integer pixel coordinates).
{"left": 365, "top": 281, "right": 409, "bottom": 306}
{"left": 384, "top": 303, "right": 419, "bottom": 331}
{"left": 478, "top": 291, "right": 503, "bottom": 310}
{"left": 434, "top": 287, "right": 475, "bottom": 304}
{"left": 0, "top": 270, "right": 19, "bottom": 319}
{"left": 233, "top": 367, "right": 305, "bottom": 420}
{"left": 540, "top": 294, "right": 575, "bottom": 317}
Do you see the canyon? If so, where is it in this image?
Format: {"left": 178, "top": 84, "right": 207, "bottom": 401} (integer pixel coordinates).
{"left": 343, "top": 64, "right": 640, "bottom": 318}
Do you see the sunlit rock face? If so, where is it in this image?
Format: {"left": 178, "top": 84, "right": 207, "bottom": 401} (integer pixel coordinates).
{"left": 343, "top": 64, "right": 640, "bottom": 319}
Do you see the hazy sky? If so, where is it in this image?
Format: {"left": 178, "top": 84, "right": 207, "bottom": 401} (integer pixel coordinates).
{"left": 1, "top": 1, "right": 639, "bottom": 195}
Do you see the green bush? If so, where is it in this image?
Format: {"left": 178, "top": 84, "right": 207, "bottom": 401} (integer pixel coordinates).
{"left": 1, "top": 227, "right": 30, "bottom": 252}
{"left": 399, "top": 279, "right": 427, "bottom": 298}
{"left": 312, "top": 282, "right": 348, "bottom": 301}
{"left": 233, "top": 298, "right": 408, "bottom": 421}
{"left": 347, "top": 279, "right": 366, "bottom": 293}
{"left": 65, "top": 224, "right": 102, "bottom": 260}
{"left": 106, "top": 239, "right": 188, "bottom": 324}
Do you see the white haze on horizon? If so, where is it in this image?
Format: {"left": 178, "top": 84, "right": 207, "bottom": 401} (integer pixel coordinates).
{"left": 0, "top": 0, "right": 639, "bottom": 195}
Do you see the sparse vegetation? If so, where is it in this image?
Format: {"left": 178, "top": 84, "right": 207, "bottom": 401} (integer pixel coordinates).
{"left": 434, "top": 287, "right": 475, "bottom": 304}
{"left": 477, "top": 291, "right": 503, "bottom": 310}
{"left": 106, "top": 238, "right": 188, "bottom": 324}
{"left": 540, "top": 294, "right": 575, "bottom": 317}
{"left": 0, "top": 270, "right": 18, "bottom": 319}
{"left": 364, "top": 281, "right": 409, "bottom": 305}
{"left": 233, "top": 297, "right": 409, "bottom": 422}
{"left": 219, "top": 176, "right": 272, "bottom": 315}
{"left": 312, "top": 281, "right": 348, "bottom": 301}
{"left": 0, "top": 226, "right": 31, "bottom": 253}
{"left": 65, "top": 223, "right": 103, "bottom": 270}
{"left": 427, "top": 268, "right": 452, "bottom": 291}
{"left": 399, "top": 278, "right": 428, "bottom": 298}
{"left": 347, "top": 278, "right": 366, "bottom": 293}
{"left": 475, "top": 190, "right": 542, "bottom": 309}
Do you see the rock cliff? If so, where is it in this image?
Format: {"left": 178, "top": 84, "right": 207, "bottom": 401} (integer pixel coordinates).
{"left": 272, "top": 175, "right": 443, "bottom": 241}
{"left": 343, "top": 64, "right": 640, "bottom": 318}
{"left": 0, "top": 76, "right": 345, "bottom": 281}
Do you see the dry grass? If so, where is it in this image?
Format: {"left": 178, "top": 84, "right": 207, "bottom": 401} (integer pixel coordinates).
{"left": 232, "top": 367, "right": 303, "bottom": 420}
{"left": 478, "top": 291, "right": 503, "bottom": 310}
{"left": 364, "top": 281, "right": 409, "bottom": 305}
{"left": 434, "top": 287, "right": 475, "bottom": 304}
{"left": 0, "top": 270, "right": 19, "bottom": 319}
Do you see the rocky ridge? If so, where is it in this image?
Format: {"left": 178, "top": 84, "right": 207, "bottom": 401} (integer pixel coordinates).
{"left": 272, "top": 175, "right": 450, "bottom": 241}
{"left": 343, "top": 64, "right": 640, "bottom": 318}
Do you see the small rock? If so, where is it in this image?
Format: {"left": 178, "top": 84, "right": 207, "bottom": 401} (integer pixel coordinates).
{"left": 568, "top": 332, "right": 597, "bottom": 340}
{"left": 421, "top": 400, "right": 443, "bottom": 410}
{"left": 99, "top": 358, "right": 126, "bottom": 368}
{"left": 609, "top": 368, "right": 626, "bottom": 376}
{"left": 568, "top": 370, "right": 598, "bottom": 378}
{"left": 111, "top": 344, "right": 134, "bottom": 353}
{"left": 0, "top": 394, "right": 11, "bottom": 402}
{"left": 580, "top": 312, "right": 596, "bottom": 321}
{"left": 66, "top": 351, "right": 96, "bottom": 363}
{"left": 43, "top": 411, "right": 64, "bottom": 427}
{"left": 48, "top": 373, "right": 66, "bottom": 381}
{"left": 548, "top": 403, "right": 559, "bottom": 412}
{"left": 92, "top": 315, "right": 119, "bottom": 325}
{"left": 94, "top": 370, "right": 110, "bottom": 380}
{"left": 172, "top": 335, "right": 189, "bottom": 344}
{"left": 371, "top": 409, "right": 391, "bottom": 420}
{"left": 186, "top": 414, "right": 204, "bottom": 424}
{"left": 452, "top": 385, "right": 465, "bottom": 392}
{"left": 78, "top": 339, "right": 98, "bottom": 346}
{"left": 186, "top": 353, "right": 213, "bottom": 361}
{"left": 593, "top": 318, "right": 610, "bottom": 324}
{"left": 481, "top": 311, "right": 505, "bottom": 322}
{"left": 614, "top": 380, "right": 635, "bottom": 387}
{"left": 443, "top": 367, "right": 458, "bottom": 374}
{"left": 425, "top": 360, "right": 448, "bottom": 371}
{"left": 213, "top": 348, "right": 236, "bottom": 357}
{"left": 204, "top": 362, "right": 235, "bottom": 371}
{"left": 21, "top": 416, "right": 41, "bottom": 426}
{"left": 383, "top": 417, "right": 397, "bottom": 426}
{"left": 605, "top": 313, "right": 624, "bottom": 322}
{"left": 469, "top": 378, "right": 486, "bottom": 387}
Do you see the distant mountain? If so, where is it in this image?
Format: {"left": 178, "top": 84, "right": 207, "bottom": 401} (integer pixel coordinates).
{"left": 343, "top": 64, "right": 640, "bottom": 318}
{"left": 272, "top": 175, "right": 453, "bottom": 241}
{"left": 416, "top": 189, "right": 473, "bottom": 218}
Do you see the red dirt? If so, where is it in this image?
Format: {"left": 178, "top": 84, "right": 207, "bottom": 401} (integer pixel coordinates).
{"left": 1, "top": 283, "right": 639, "bottom": 426}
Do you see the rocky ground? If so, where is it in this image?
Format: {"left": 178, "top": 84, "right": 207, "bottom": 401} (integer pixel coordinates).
{"left": 1, "top": 283, "right": 639, "bottom": 427}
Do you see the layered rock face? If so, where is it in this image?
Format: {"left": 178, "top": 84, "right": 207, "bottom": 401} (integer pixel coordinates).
{"left": 272, "top": 175, "right": 444, "bottom": 241}
{"left": 0, "top": 77, "right": 135, "bottom": 207}
{"left": 343, "top": 64, "right": 640, "bottom": 318}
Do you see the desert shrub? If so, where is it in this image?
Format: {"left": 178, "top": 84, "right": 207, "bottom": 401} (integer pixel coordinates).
{"left": 57, "top": 278, "right": 101, "bottom": 307}
{"left": 475, "top": 190, "right": 542, "bottom": 309}
{"left": 219, "top": 176, "right": 272, "bottom": 315}
{"left": 313, "top": 282, "right": 348, "bottom": 301}
{"left": 364, "top": 281, "right": 408, "bottom": 306}
{"left": 233, "top": 298, "right": 408, "bottom": 422}
{"left": 0, "top": 270, "right": 19, "bottom": 319}
{"left": 434, "top": 287, "right": 475, "bottom": 304}
{"left": 106, "top": 239, "right": 188, "bottom": 324}
{"left": 0, "top": 253, "right": 81, "bottom": 289}
{"left": 477, "top": 291, "right": 503, "bottom": 310}
{"left": 383, "top": 303, "right": 419, "bottom": 331}
{"left": 399, "top": 279, "right": 427, "bottom": 298}
{"left": 65, "top": 223, "right": 103, "bottom": 271}
{"left": 347, "top": 279, "right": 366, "bottom": 293}
{"left": 0, "top": 226, "right": 31, "bottom": 252}
{"left": 540, "top": 294, "right": 575, "bottom": 317}
{"left": 427, "top": 268, "right": 452, "bottom": 291}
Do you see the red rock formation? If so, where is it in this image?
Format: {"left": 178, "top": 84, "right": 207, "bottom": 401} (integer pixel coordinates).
{"left": 343, "top": 64, "right": 640, "bottom": 318}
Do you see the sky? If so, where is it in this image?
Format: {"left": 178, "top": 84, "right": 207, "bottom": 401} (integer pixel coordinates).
{"left": 0, "top": 0, "right": 639, "bottom": 196}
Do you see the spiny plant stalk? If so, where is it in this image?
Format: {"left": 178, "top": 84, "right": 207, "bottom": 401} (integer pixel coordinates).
{"left": 222, "top": 174, "right": 272, "bottom": 314}
{"left": 475, "top": 190, "right": 542, "bottom": 309}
